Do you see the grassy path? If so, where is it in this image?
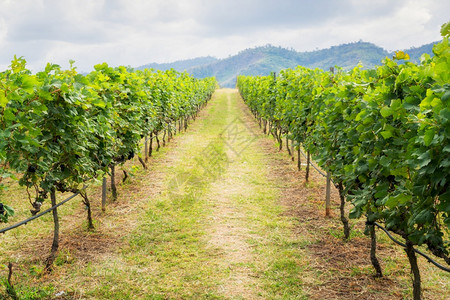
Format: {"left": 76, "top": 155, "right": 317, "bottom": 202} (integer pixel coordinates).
{"left": 110, "top": 88, "right": 305, "bottom": 298}
{"left": 1, "top": 89, "right": 449, "bottom": 299}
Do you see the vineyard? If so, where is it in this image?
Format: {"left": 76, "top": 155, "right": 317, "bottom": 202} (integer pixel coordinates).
{"left": 0, "top": 27, "right": 449, "bottom": 300}
{"left": 237, "top": 29, "right": 450, "bottom": 299}
{"left": 0, "top": 58, "right": 216, "bottom": 277}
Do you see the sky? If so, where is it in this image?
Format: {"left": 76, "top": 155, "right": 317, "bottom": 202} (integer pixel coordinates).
{"left": 0, "top": 0, "right": 449, "bottom": 72}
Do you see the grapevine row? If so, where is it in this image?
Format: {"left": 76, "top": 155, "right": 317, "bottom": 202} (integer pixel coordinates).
{"left": 0, "top": 57, "right": 216, "bottom": 268}
{"left": 237, "top": 28, "right": 449, "bottom": 299}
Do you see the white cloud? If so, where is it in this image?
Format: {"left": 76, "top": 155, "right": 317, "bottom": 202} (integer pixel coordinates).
{"left": 0, "top": 0, "right": 448, "bottom": 72}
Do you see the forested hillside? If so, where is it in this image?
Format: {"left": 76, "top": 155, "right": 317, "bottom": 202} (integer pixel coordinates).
{"left": 138, "top": 41, "right": 438, "bottom": 87}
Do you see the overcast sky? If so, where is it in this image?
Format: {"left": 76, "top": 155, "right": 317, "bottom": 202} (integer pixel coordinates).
{"left": 0, "top": 0, "right": 448, "bottom": 72}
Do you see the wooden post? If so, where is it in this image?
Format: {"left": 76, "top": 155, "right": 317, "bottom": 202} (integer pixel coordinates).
{"left": 325, "top": 171, "right": 331, "bottom": 216}
{"left": 149, "top": 132, "right": 153, "bottom": 157}
{"left": 305, "top": 151, "right": 310, "bottom": 182}
{"left": 111, "top": 165, "right": 117, "bottom": 201}
{"left": 144, "top": 136, "right": 148, "bottom": 162}
{"left": 297, "top": 146, "right": 301, "bottom": 170}
{"left": 290, "top": 140, "right": 294, "bottom": 161}
{"left": 102, "top": 176, "right": 107, "bottom": 212}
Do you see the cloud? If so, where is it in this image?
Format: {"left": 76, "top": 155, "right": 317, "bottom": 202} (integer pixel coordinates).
{"left": 0, "top": 0, "right": 448, "bottom": 72}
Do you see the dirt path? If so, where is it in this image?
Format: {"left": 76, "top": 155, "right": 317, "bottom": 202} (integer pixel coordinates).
{"left": 204, "top": 90, "right": 261, "bottom": 298}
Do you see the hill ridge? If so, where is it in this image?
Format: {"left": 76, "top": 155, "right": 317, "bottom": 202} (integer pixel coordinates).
{"left": 137, "top": 41, "right": 439, "bottom": 87}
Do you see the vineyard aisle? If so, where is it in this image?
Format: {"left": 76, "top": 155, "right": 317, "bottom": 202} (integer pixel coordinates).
{"left": 113, "top": 88, "right": 310, "bottom": 299}
{"left": 3, "top": 89, "right": 448, "bottom": 299}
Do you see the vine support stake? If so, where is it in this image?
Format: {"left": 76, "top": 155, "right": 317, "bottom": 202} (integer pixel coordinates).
{"left": 290, "top": 139, "right": 294, "bottom": 162}
{"left": 111, "top": 165, "right": 117, "bottom": 201}
{"left": 149, "top": 132, "right": 153, "bottom": 157}
{"left": 144, "top": 136, "right": 148, "bottom": 162}
{"left": 325, "top": 171, "right": 331, "bottom": 217}
{"left": 102, "top": 176, "right": 107, "bottom": 212}
{"left": 305, "top": 151, "right": 310, "bottom": 182}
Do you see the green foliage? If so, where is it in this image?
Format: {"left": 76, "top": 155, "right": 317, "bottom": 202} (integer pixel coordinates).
{"left": 237, "top": 36, "right": 450, "bottom": 261}
{"left": 0, "top": 59, "right": 216, "bottom": 220}
{"left": 0, "top": 203, "right": 14, "bottom": 223}
{"left": 441, "top": 21, "right": 450, "bottom": 37}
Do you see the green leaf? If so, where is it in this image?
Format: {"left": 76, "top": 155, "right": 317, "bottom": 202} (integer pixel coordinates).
{"left": 413, "top": 209, "right": 433, "bottom": 224}
{"left": 442, "top": 90, "right": 450, "bottom": 103}
{"left": 0, "top": 93, "right": 8, "bottom": 108}
{"left": 380, "top": 106, "right": 393, "bottom": 118}
{"left": 355, "top": 111, "right": 365, "bottom": 121}
{"left": 390, "top": 99, "right": 402, "bottom": 110}
{"left": 4, "top": 205, "right": 14, "bottom": 217}
{"left": 396, "top": 194, "right": 412, "bottom": 205}
{"left": 385, "top": 194, "right": 411, "bottom": 209}
{"left": 3, "top": 108, "right": 15, "bottom": 121}
{"left": 380, "top": 130, "right": 393, "bottom": 139}
{"left": 430, "top": 97, "right": 442, "bottom": 107}
{"left": 417, "top": 151, "right": 431, "bottom": 168}
{"left": 439, "top": 108, "right": 450, "bottom": 123}
{"left": 441, "top": 21, "right": 450, "bottom": 37}
{"left": 393, "top": 51, "right": 410, "bottom": 60}
{"left": 423, "top": 129, "right": 434, "bottom": 146}
{"left": 380, "top": 156, "right": 391, "bottom": 167}
{"left": 384, "top": 196, "right": 398, "bottom": 208}
{"left": 92, "top": 99, "right": 106, "bottom": 108}
{"left": 21, "top": 75, "right": 39, "bottom": 94}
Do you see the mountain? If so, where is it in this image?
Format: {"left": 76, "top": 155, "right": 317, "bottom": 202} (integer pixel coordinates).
{"left": 137, "top": 41, "right": 439, "bottom": 88}
{"left": 136, "top": 56, "right": 218, "bottom": 72}
{"left": 400, "top": 43, "right": 436, "bottom": 62}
